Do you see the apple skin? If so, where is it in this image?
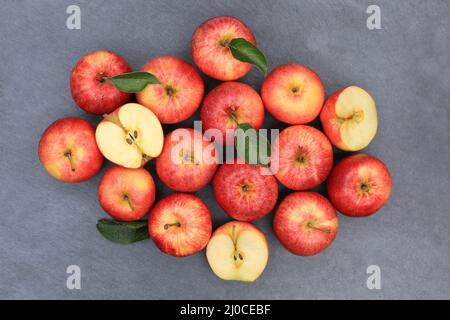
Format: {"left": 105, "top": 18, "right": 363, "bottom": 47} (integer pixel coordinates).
{"left": 201, "top": 81, "right": 264, "bottom": 145}
{"left": 271, "top": 125, "right": 333, "bottom": 190}
{"left": 148, "top": 193, "right": 212, "bottom": 257}
{"left": 192, "top": 16, "right": 256, "bottom": 81}
{"left": 156, "top": 128, "right": 218, "bottom": 192}
{"left": 136, "top": 56, "right": 204, "bottom": 124}
{"left": 261, "top": 64, "right": 325, "bottom": 124}
{"left": 274, "top": 192, "right": 339, "bottom": 256}
{"left": 213, "top": 162, "right": 278, "bottom": 221}
{"left": 327, "top": 154, "right": 392, "bottom": 217}
{"left": 70, "top": 50, "right": 132, "bottom": 115}
{"left": 98, "top": 166, "right": 156, "bottom": 221}
{"left": 38, "top": 117, "right": 103, "bottom": 183}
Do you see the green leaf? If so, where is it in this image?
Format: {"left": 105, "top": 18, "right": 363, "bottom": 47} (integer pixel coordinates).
{"left": 229, "top": 38, "right": 268, "bottom": 75}
{"left": 111, "top": 71, "right": 160, "bottom": 93}
{"left": 96, "top": 219, "right": 149, "bottom": 244}
{"left": 235, "top": 122, "right": 271, "bottom": 166}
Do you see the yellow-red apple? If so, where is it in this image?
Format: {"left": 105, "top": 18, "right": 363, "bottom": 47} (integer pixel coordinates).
{"left": 206, "top": 221, "right": 269, "bottom": 282}
{"left": 70, "top": 50, "right": 132, "bottom": 115}
{"left": 98, "top": 166, "right": 156, "bottom": 221}
{"left": 261, "top": 64, "right": 325, "bottom": 124}
{"left": 149, "top": 193, "right": 212, "bottom": 257}
{"left": 213, "top": 162, "right": 278, "bottom": 221}
{"left": 320, "top": 86, "right": 378, "bottom": 151}
{"left": 38, "top": 117, "right": 103, "bottom": 183}
{"left": 192, "top": 16, "right": 256, "bottom": 81}
{"left": 327, "top": 154, "right": 392, "bottom": 217}
{"left": 271, "top": 125, "right": 333, "bottom": 190}
{"left": 136, "top": 56, "right": 204, "bottom": 124}
{"left": 274, "top": 192, "right": 339, "bottom": 256}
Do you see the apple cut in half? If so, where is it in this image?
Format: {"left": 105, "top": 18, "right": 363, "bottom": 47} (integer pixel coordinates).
{"left": 320, "top": 86, "right": 378, "bottom": 151}
{"left": 95, "top": 103, "right": 164, "bottom": 168}
{"left": 206, "top": 221, "right": 269, "bottom": 282}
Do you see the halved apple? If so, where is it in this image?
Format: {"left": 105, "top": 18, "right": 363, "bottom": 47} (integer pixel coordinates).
{"left": 95, "top": 103, "right": 164, "bottom": 168}
{"left": 320, "top": 86, "right": 378, "bottom": 151}
{"left": 206, "top": 221, "right": 269, "bottom": 282}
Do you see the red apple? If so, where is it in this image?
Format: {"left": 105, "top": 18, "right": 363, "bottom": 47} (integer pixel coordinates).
{"left": 156, "top": 128, "right": 218, "bottom": 192}
{"left": 327, "top": 154, "right": 392, "bottom": 217}
{"left": 271, "top": 125, "right": 333, "bottom": 190}
{"left": 192, "top": 16, "right": 256, "bottom": 81}
{"left": 201, "top": 81, "right": 264, "bottom": 145}
{"left": 70, "top": 50, "right": 132, "bottom": 115}
{"left": 148, "top": 193, "right": 212, "bottom": 257}
{"left": 261, "top": 64, "right": 325, "bottom": 124}
{"left": 98, "top": 166, "right": 156, "bottom": 221}
{"left": 320, "top": 86, "right": 378, "bottom": 151}
{"left": 213, "top": 162, "right": 278, "bottom": 221}
{"left": 38, "top": 117, "right": 103, "bottom": 183}
{"left": 274, "top": 192, "right": 339, "bottom": 256}
{"left": 136, "top": 56, "right": 204, "bottom": 124}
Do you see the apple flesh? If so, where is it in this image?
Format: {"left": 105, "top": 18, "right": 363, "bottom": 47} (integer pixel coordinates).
{"left": 206, "top": 221, "right": 269, "bottom": 282}
{"left": 38, "top": 117, "right": 103, "bottom": 182}
{"left": 148, "top": 193, "right": 212, "bottom": 257}
{"left": 213, "top": 162, "right": 278, "bottom": 221}
{"left": 98, "top": 166, "right": 156, "bottom": 221}
{"left": 271, "top": 125, "right": 333, "bottom": 190}
{"left": 320, "top": 86, "right": 378, "bottom": 151}
{"left": 201, "top": 81, "right": 264, "bottom": 145}
{"left": 327, "top": 154, "right": 392, "bottom": 217}
{"left": 261, "top": 64, "right": 325, "bottom": 124}
{"left": 192, "top": 16, "right": 256, "bottom": 81}
{"left": 95, "top": 103, "right": 164, "bottom": 168}
{"left": 136, "top": 56, "right": 204, "bottom": 124}
{"left": 70, "top": 50, "right": 132, "bottom": 115}
{"left": 156, "top": 128, "right": 218, "bottom": 192}
{"left": 274, "top": 192, "right": 339, "bottom": 256}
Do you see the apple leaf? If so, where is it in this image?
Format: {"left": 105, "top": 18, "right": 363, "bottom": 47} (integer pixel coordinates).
{"left": 229, "top": 38, "right": 268, "bottom": 75}
{"left": 111, "top": 71, "right": 160, "bottom": 93}
{"left": 235, "top": 122, "right": 271, "bottom": 166}
{"left": 96, "top": 219, "right": 149, "bottom": 244}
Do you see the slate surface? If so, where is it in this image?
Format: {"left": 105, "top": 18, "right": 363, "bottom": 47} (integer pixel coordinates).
{"left": 0, "top": 0, "right": 449, "bottom": 299}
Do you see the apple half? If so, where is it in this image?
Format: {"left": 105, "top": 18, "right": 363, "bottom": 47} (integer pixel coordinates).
{"left": 206, "top": 221, "right": 269, "bottom": 282}
{"left": 95, "top": 103, "right": 164, "bottom": 168}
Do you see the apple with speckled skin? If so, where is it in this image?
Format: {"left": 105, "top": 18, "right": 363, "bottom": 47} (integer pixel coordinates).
{"left": 38, "top": 117, "right": 103, "bottom": 183}
{"left": 261, "top": 64, "right": 325, "bottom": 124}
{"left": 136, "top": 56, "right": 204, "bottom": 124}
{"left": 213, "top": 162, "right": 278, "bottom": 221}
{"left": 98, "top": 166, "right": 156, "bottom": 221}
{"left": 70, "top": 50, "right": 132, "bottom": 115}
{"left": 271, "top": 125, "right": 333, "bottom": 190}
{"left": 148, "top": 193, "right": 212, "bottom": 257}
{"left": 274, "top": 192, "right": 339, "bottom": 256}
{"left": 327, "top": 154, "right": 392, "bottom": 217}
{"left": 192, "top": 16, "right": 256, "bottom": 81}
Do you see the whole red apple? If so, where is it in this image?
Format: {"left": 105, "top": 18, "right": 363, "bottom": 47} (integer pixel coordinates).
{"left": 38, "top": 117, "right": 103, "bottom": 183}
{"left": 192, "top": 16, "right": 256, "bottom": 81}
{"left": 70, "top": 50, "right": 132, "bottom": 115}
{"left": 98, "top": 166, "right": 156, "bottom": 221}
{"left": 213, "top": 162, "right": 278, "bottom": 221}
{"left": 156, "top": 128, "right": 218, "bottom": 192}
{"left": 271, "top": 125, "right": 333, "bottom": 190}
{"left": 261, "top": 64, "right": 325, "bottom": 124}
{"left": 274, "top": 192, "right": 339, "bottom": 256}
{"left": 149, "top": 193, "right": 212, "bottom": 257}
{"left": 327, "top": 154, "right": 392, "bottom": 217}
{"left": 201, "top": 81, "right": 264, "bottom": 145}
{"left": 136, "top": 56, "right": 204, "bottom": 124}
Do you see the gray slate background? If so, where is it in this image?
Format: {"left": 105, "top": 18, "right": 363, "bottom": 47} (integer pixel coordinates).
{"left": 0, "top": 0, "right": 449, "bottom": 299}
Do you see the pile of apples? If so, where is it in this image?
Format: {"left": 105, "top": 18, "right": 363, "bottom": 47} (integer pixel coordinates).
{"left": 38, "top": 16, "right": 392, "bottom": 282}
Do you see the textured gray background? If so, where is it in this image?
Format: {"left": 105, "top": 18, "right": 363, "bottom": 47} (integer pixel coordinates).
{"left": 0, "top": 0, "right": 449, "bottom": 299}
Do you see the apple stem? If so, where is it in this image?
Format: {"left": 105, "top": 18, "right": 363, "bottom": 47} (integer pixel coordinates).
{"left": 123, "top": 195, "right": 134, "bottom": 211}
{"left": 306, "top": 222, "right": 331, "bottom": 234}
{"left": 164, "top": 222, "right": 181, "bottom": 230}
{"left": 64, "top": 150, "right": 75, "bottom": 172}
